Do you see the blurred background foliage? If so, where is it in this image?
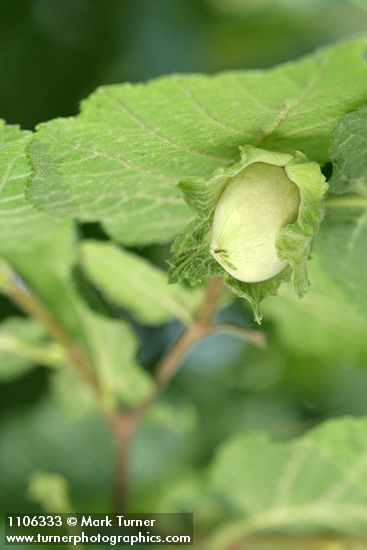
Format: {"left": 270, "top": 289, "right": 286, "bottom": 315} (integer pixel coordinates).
{"left": 1, "top": 0, "right": 367, "bottom": 545}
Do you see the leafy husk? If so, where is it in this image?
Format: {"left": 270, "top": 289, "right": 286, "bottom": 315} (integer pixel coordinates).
{"left": 169, "top": 145, "right": 327, "bottom": 322}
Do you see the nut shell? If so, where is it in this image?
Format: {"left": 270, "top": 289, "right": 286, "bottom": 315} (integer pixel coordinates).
{"left": 210, "top": 162, "right": 300, "bottom": 282}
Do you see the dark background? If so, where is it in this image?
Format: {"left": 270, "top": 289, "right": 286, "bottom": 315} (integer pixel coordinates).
{"left": 2, "top": 0, "right": 367, "bottom": 130}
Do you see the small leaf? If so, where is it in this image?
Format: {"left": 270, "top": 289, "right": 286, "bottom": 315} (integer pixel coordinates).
{"left": 79, "top": 311, "right": 153, "bottom": 408}
{"left": 80, "top": 240, "right": 201, "bottom": 325}
{"left": 28, "top": 472, "right": 72, "bottom": 513}
{"left": 51, "top": 367, "right": 98, "bottom": 419}
{"left": 0, "top": 318, "right": 63, "bottom": 380}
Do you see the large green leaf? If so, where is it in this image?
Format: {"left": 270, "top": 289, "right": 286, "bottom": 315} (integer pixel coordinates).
{"left": 28, "top": 38, "right": 367, "bottom": 245}
{"left": 0, "top": 121, "right": 79, "bottom": 338}
{"left": 317, "top": 106, "right": 367, "bottom": 313}
{"left": 209, "top": 418, "right": 367, "bottom": 547}
{"left": 80, "top": 240, "right": 200, "bottom": 326}
{"left": 328, "top": 106, "right": 367, "bottom": 194}
{"left": 0, "top": 121, "right": 72, "bottom": 255}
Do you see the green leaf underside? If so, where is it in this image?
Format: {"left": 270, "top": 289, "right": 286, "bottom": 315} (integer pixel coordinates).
{"left": 27, "top": 38, "right": 367, "bottom": 246}
{"left": 0, "top": 121, "right": 72, "bottom": 255}
{"left": 328, "top": 106, "right": 367, "bottom": 194}
{"left": 51, "top": 310, "right": 152, "bottom": 417}
{"left": 170, "top": 146, "right": 326, "bottom": 322}
{"left": 76, "top": 311, "right": 153, "bottom": 408}
{"left": 264, "top": 258, "right": 367, "bottom": 363}
{"left": 79, "top": 240, "right": 201, "bottom": 326}
{"left": 317, "top": 106, "right": 367, "bottom": 314}
{"left": 209, "top": 418, "right": 367, "bottom": 547}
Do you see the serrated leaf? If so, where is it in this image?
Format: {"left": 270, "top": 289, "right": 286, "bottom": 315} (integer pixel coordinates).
{"left": 209, "top": 418, "right": 367, "bottom": 547}
{"left": 170, "top": 146, "right": 326, "bottom": 322}
{"left": 0, "top": 120, "right": 72, "bottom": 256}
{"left": 28, "top": 38, "right": 367, "bottom": 245}
{"left": 328, "top": 106, "right": 367, "bottom": 194}
{"left": 0, "top": 317, "right": 64, "bottom": 380}
{"left": 0, "top": 122, "right": 80, "bottom": 342}
{"left": 79, "top": 240, "right": 201, "bottom": 326}
{"left": 317, "top": 107, "right": 367, "bottom": 313}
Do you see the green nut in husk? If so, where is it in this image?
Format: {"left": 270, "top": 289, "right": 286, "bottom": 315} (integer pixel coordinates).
{"left": 211, "top": 162, "right": 301, "bottom": 283}
{"left": 169, "top": 145, "right": 327, "bottom": 321}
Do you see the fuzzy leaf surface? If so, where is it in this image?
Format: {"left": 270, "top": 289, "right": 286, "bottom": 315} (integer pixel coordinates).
{"left": 317, "top": 107, "right": 367, "bottom": 313}
{"left": 79, "top": 240, "right": 200, "bottom": 326}
{"left": 28, "top": 38, "right": 367, "bottom": 245}
{"left": 0, "top": 121, "right": 72, "bottom": 255}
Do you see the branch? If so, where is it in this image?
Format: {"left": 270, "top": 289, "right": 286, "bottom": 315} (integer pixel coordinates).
{"left": 12, "top": 283, "right": 97, "bottom": 387}
{"left": 155, "top": 276, "right": 223, "bottom": 388}
{"left": 124, "top": 277, "right": 266, "bottom": 426}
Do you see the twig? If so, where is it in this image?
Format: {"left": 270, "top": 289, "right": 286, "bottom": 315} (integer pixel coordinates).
{"left": 124, "top": 277, "right": 224, "bottom": 422}
{"left": 209, "top": 322, "right": 267, "bottom": 349}
{"left": 6, "top": 272, "right": 99, "bottom": 390}
{"left": 114, "top": 425, "right": 132, "bottom": 513}
{"left": 156, "top": 276, "right": 224, "bottom": 388}
{"left": 13, "top": 297, "right": 94, "bottom": 386}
